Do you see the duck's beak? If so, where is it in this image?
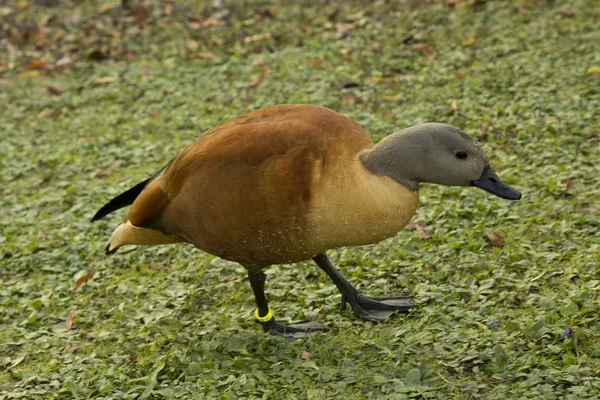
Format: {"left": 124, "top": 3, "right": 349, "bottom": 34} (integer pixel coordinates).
{"left": 472, "top": 165, "right": 522, "bottom": 200}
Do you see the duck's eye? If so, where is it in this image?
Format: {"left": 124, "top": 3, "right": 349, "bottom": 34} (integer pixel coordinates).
{"left": 455, "top": 151, "right": 467, "bottom": 159}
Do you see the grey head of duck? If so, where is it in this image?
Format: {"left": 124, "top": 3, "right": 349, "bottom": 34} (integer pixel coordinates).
{"left": 361, "top": 123, "right": 522, "bottom": 200}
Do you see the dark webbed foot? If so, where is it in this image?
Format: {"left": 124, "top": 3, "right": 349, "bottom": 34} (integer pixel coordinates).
{"left": 260, "top": 319, "right": 329, "bottom": 337}
{"left": 312, "top": 252, "right": 417, "bottom": 323}
{"left": 340, "top": 292, "right": 416, "bottom": 322}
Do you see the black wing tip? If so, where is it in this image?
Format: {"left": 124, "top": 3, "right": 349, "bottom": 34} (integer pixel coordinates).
{"left": 90, "top": 204, "right": 113, "bottom": 222}
{"left": 91, "top": 210, "right": 105, "bottom": 223}
{"left": 90, "top": 177, "right": 152, "bottom": 223}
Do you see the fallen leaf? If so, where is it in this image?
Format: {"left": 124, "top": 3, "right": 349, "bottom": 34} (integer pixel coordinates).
{"left": 25, "top": 60, "right": 46, "bottom": 70}
{"left": 306, "top": 58, "right": 328, "bottom": 66}
{"left": 11, "top": 69, "right": 35, "bottom": 80}
{"left": 411, "top": 42, "right": 433, "bottom": 53}
{"left": 346, "top": 10, "right": 365, "bottom": 21}
{"left": 72, "top": 269, "right": 96, "bottom": 294}
{"left": 405, "top": 221, "right": 430, "bottom": 240}
{"left": 129, "top": 4, "right": 148, "bottom": 24}
{"left": 88, "top": 49, "right": 107, "bottom": 61}
{"left": 340, "top": 92, "right": 362, "bottom": 104}
{"left": 94, "top": 76, "right": 118, "bottom": 84}
{"left": 200, "top": 17, "right": 223, "bottom": 28}
{"left": 382, "top": 92, "right": 404, "bottom": 101}
{"left": 340, "top": 79, "right": 360, "bottom": 88}
{"left": 422, "top": 265, "right": 437, "bottom": 275}
{"left": 66, "top": 310, "right": 77, "bottom": 329}
{"left": 300, "top": 351, "right": 311, "bottom": 360}
{"left": 462, "top": 36, "right": 476, "bottom": 47}
{"left": 451, "top": 100, "right": 458, "bottom": 111}
{"left": 486, "top": 232, "right": 506, "bottom": 246}
{"left": 586, "top": 66, "right": 600, "bottom": 75}
{"left": 46, "top": 86, "right": 63, "bottom": 95}
{"left": 556, "top": 11, "right": 575, "bottom": 18}
{"left": 186, "top": 40, "right": 200, "bottom": 51}
{"left": 55, "top": 55, "right": 74, "bottom": 68}
{"left": 198, "top": 52, "right": 216, "bottom": 60}
{"left": 335, "top": 23, "right": 356, "bottom": 34}
{"left": 243, "top": 33, "right": 272, "bottom": 45}
{"left": 248, "top": 66, "right": 271, "bottom": 89}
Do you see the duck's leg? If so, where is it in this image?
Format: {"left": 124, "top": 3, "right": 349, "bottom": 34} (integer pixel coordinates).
{"left": 312, "top": 253, "right": 415, "bottom": 322}
{"left": 248, "top": 270, "right": 328, "bottom": 336}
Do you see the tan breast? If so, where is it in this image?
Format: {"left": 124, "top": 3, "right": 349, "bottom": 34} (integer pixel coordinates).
{"left": 308, "top": 151, "right": 419, "bottom": 250}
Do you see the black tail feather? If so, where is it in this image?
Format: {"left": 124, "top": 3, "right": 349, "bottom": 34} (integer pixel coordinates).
{"left": 91, "top": 178, "right": 150, "bottom": 222}
{"left": 91, "top": 159, "right": 174, "bottom": 223}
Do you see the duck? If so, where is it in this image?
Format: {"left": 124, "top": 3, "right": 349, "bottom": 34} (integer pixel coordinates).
{"left": 92, "top": 104, "right": 521, "bottom": 335}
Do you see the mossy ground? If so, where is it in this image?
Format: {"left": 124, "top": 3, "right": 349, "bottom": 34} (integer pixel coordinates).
{"left": 1, "top": 0, "right": 599, "bottom": 398}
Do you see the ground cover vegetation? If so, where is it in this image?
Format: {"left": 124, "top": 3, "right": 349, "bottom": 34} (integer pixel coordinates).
{"left": 1, "top": 0, "right": 599, "bottom": 398}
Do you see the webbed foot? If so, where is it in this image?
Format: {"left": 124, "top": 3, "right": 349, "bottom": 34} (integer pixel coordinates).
{"left": 260, "top": 319, "right": 329, "bottom": 337}
{"left": 341, "top": 292, "right": 415, "bottom": 322}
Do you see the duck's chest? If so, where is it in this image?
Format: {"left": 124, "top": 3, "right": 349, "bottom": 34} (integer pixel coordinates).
{"left": 308, "top": 159, "right": 419, "bottom": 249}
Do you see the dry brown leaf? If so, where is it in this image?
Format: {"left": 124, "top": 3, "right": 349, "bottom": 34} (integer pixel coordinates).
{"left": 486, "top": 232, "right": 506, "bottom": 247}
{"left": 199, "top": 52, "right": 217, "bottom": 60}
{"left": 94, "top": 76, "right": 118, "bottom": 84}
{"left": 248, "top": 66, "right": 271, "bottom": 89}
{"left": 55, "top": 55, "right": 74, "bottom": 68}
{"left": 335, "top": 23, "right": 355, "bottom": 34}
{"left": 26, "top": 60, "right": 46, "bottom": 70}
{"left": 411, "top": 42, "right": 433, "bottom": 53}
{"left": 29, "top": 27, "right": 48, "bottom": 47}
{"left": 46, "top": 86, "right": 63, "bottom": 95}
{"left": 66, "top": 310, "right": 77, "bottom": 329}
{"left": 243, "top": 33, "right": 272, "bottom": 45}
{"left": 200, "top": 17, "right": 223, "bottom": 28}
{"left": 347, "top": 10, "right": 365, "bottom": 21}
{"left": 129, "top": 4, "right": 148, "bottom": 24}
{"left": 72, "top": 269, "right": 96, "bottom": 294}
{"left": 307, "top": 58, "right": 328, "bottom": 66}
{"left": 422, "top": 265, "right": 437, "bottom": 275}
{"left": 340, "top": 92, "right": 363, "bottom": 104}
{"left": 556, "top": 11, "right": 575, "bottom": 18}
{"left": 186, "top": 40, "right": 200, "bottom": 51}
{"left": 38, "top": 108, "right": 66, "bottom": 119}
{"left": 300, "top": 351, "right": 311, "bottom": 360}
{"left": 405, "top": 221, "right": 431, "bottom": 240}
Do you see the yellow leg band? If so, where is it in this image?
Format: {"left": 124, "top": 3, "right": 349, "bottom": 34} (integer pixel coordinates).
{"left": 255, "top": 307, "right": 273, "bottom": 323}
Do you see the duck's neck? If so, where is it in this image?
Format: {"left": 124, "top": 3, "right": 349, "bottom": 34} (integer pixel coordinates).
{"left": 359, "top": 132, "right": 422, "bottom": 192}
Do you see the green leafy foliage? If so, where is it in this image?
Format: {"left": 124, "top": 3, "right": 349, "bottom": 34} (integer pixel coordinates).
{"left": 1, "top": 0, "right": 599, "bottom": 398}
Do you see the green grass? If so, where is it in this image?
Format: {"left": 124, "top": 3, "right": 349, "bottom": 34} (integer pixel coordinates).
{"left": 1, "top": 0, "right": 599, "bottom": 398}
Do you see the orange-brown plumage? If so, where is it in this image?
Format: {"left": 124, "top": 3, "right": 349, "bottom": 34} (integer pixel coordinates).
{"left": 106, "top": 104, "right": 418, "bottom": 269}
